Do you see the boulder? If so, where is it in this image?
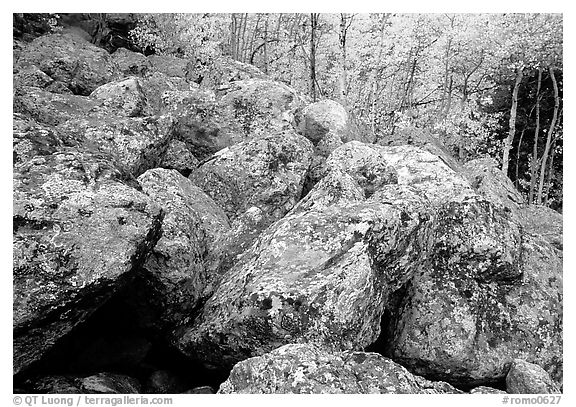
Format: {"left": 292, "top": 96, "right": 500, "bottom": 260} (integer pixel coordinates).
{"left": 159, "top": 139, "right": 200, "bottom": 175}
{"left": 81, "top": 373, "right": 141, "bottom": 394}
{"left": 218, "top": 79, "right": 303, "bottom": 140}
{"left": 57, "top": 114, "right": 175, "bottom": 177}
{"left": 219, "top": 344, "right": 461, "bottom": 394}
{"left": 517, "top": 204, "right": 562, "bottom": 251}
{"left": 377, "top": 126, "right": 462, "bottom": 172}
{"left": 464, "top": 157, "right": 524, "bottom": 213}
{"left": 294, "top": 99, "right": 349, "bottom": 144}
{"left": 90, "top": 76, "right": 151, "bottom": 117}
{"left": 189, "top": 130, "right": 313, "bottom": 222}
{"left": 148, "top": 54, "right": 193, "bottom": 79}
{"left": 386, "top": 199, "right": 562, "bottom": 386}
{"left": 158, "top": 79, "right": 304, "bottom": 161}
{"left": 15, "top": 32, "right": 117, "bottom": 95}
{"left": 198, "top": 56, "right": 267, "bottom": 88}
{"left": 137, "top": 168, "right": 230, "bottom": 324}
{"left": 13, "top": 65, "right": 54, "bottom": 90}
{"left": 13, "top": 145, "right": 163, "bottom": 374}
{"left": 506, "top": 359, "right": 561, "bottom": 394}
{"left": 111, "top": 47, "right": 152, "bottom": 76}
{"left": 140, "top": 72, "right": 192, "bottom": 114}
{"left": 145, "top": 370, "right": 188, "bottom": 394}
{"left": 13, "top": 86, "right": 105, "bottom": 126}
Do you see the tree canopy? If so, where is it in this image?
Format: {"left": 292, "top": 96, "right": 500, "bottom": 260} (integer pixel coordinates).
{"left": 127, "top": 13, "right": 563, "bottom": 211}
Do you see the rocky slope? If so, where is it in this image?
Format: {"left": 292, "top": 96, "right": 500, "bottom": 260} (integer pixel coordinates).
{"left": 13, "top": 29, "right": 562, "bottom": 394}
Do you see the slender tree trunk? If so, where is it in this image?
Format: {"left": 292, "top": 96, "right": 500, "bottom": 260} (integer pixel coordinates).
{"left": 338, "top": 13, "right": 350, "bottom": 105}
{"left": 537, "top": 66, "right": 560, "bottom": 204}
{"left": 514, "top": 127, "right": 527, "bottom": 188}
{"left": 263, "top": 14, "right": 269, "bottom": 74}
{"left": 529, "top": 67, "right": 542, "bottom": 204}
{"left": 502, "top": 67, "right": 524, "bottom": 176}
{"left": 309, "top": 13, "right": 319, "bottom": 102}
{"left": 544, "top": 136, "right": 557, "bottom": 205}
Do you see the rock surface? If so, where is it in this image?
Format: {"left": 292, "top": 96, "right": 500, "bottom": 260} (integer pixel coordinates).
{"left": 137, "top": 168, "right": 230, "bottom": 324}
{"left": 13, "top": 142, "right": 162, "bottom": 373}
{"left": 219, "top": 344, "right": 461, "bottom": 394}
{"left": 506, "top": 359, "right": 561, "bottom": 394}
{"left": 12, "top": 27, "right": 563, "bottom": 395}
{"left": 15, "top": 32, "right": 117, "bottom": 95}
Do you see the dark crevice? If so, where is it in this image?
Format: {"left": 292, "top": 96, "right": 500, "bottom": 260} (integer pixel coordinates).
{"left": 14, "top": 271, "right": 230, "bottom": 394}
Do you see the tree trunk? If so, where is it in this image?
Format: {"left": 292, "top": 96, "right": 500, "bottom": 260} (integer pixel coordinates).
{"left": 338, "top": 13, "right": 350, "bottom": 105}
{"left": 537, "top": 66, "right": 560, "bottom": 204}
{"left": 502, "top": 67, "right": 524, "bottom": 176}
{"left": 309, "top": 13, "right": 318, "bottom": 102}
{"left": 514, "top": 127, "right": 526, "bottom": 188}
{"left": 529, "top": 67, "right": 542, "bottom": 204}
{"left": 544, "top": 136, "right": 557, "bottom": 205}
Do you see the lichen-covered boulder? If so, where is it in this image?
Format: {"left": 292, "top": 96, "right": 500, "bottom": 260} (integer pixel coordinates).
{"left": 13, "top": 65, "right": 54, "bottom": 90}
{"left": 506, "top": 359, "right": 561, "bottom": 394}
{"left": 517, "top": 204, "right": 562, "bottom": 251}
{"left": 15, "top": 32, "right": 117, "bottom": 95}
{"left": 158, "top": 139, "right": 199, "bottom": 175}
{"left": 219, "top": 344, "right": 461, "bottom": 394}
{"left": 57, "top": 114, "right": 175, "bottom": 176}
{"left": 294, "top": 99, "right": 349, "bottom": 144}
{"left": 111, "top": 47, "right": 152, "bottom": 76}
{"left": 137, "top": 169, "right": 230, "bottom": 324}
{"left": 464, "top": 157, "right": 524, "bottom": 213}
{"left": 189, "top": 130, "right": 313, "bottom": 222}
{"left": 376, "top": 126, "right": 462, "bottom": 172}
{"left": 158, "top": 80, "right": 304, "bottom": 161}
{"left": 173, "top": 194, "right": 422, "bottom": 369}
{"left": 198, "top": 56, "right": 267, "bottom": 88}
{"left": 148, "top": 54, "right": 193, "bottom": 80}
{"left": 13, "top": 145, "right": 163, "bottom": 374}
{"left": 140, "top": 72, "right": 192, "bottom": 114}
{"left": 13, "top": 86, "right": 105, "bottom": 126}
{"left": 90, "top": 76, "right": 151, "bottom": 117}
{"left": 217, "top": 79, "right": 304, "bottom": 140}
{"left": 386, "top": 198, "right": 562, "bottom": 387}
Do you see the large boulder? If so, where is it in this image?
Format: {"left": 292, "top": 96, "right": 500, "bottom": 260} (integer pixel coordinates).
{"left": 15, "top": 32, "right": 118, "bottom": 95}
{"left": 189, "top": 130, "right": 313, "bottom": 223}
{"left": 13, "top": 145, "right": 163, "bottom": 374}
{"left": 57, "top": 114, "right": 175, "bottom": 177}
{"left": 111, "top": 47, "right": 152, "bottom": 76}
{"left": 161, "top": 79, "right": 305, "bottom": 161}
{"left": 148, "top": 54, "right": 193, "bottom": 80}
{"left": 385, "top": 198, "right": 562, "bottom": 387}
{"left": 517, "top": 204, "right": 562, "bottom": 251}
{"left": 139, "top": 72, "right": 192, "bottom": 114}
{"left": 294, "top": 99, "right": 349, "bottom": 144}
{"left": 137, "top": 169, "right": 230, "bottom": 324}
{"left": 13, "top": 86, "right": 105, "bottom": 126}
{"left": 219, "top": 344, "right": 461, "bottom": 394}
{"left": 464, "top": 157, "right": 524, "bottom": 213}
{"left": 506, "top": 359, "right": 561, "bottom": 394}
{"left": 90, "top": 76, "right": 152, "bottom": 117}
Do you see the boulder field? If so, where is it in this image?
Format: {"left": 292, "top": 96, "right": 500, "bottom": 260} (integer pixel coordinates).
{"left": 13, "top": 31, "right": 562, "bottom": 394}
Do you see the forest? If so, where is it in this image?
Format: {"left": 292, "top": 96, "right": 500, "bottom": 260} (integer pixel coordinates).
{"left": 123, "top": 13, "right": 563, "bottom": 211}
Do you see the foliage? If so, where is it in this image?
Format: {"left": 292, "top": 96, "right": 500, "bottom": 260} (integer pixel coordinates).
{"left": 127, "top": 13, "right": 562, "bottom": 210}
